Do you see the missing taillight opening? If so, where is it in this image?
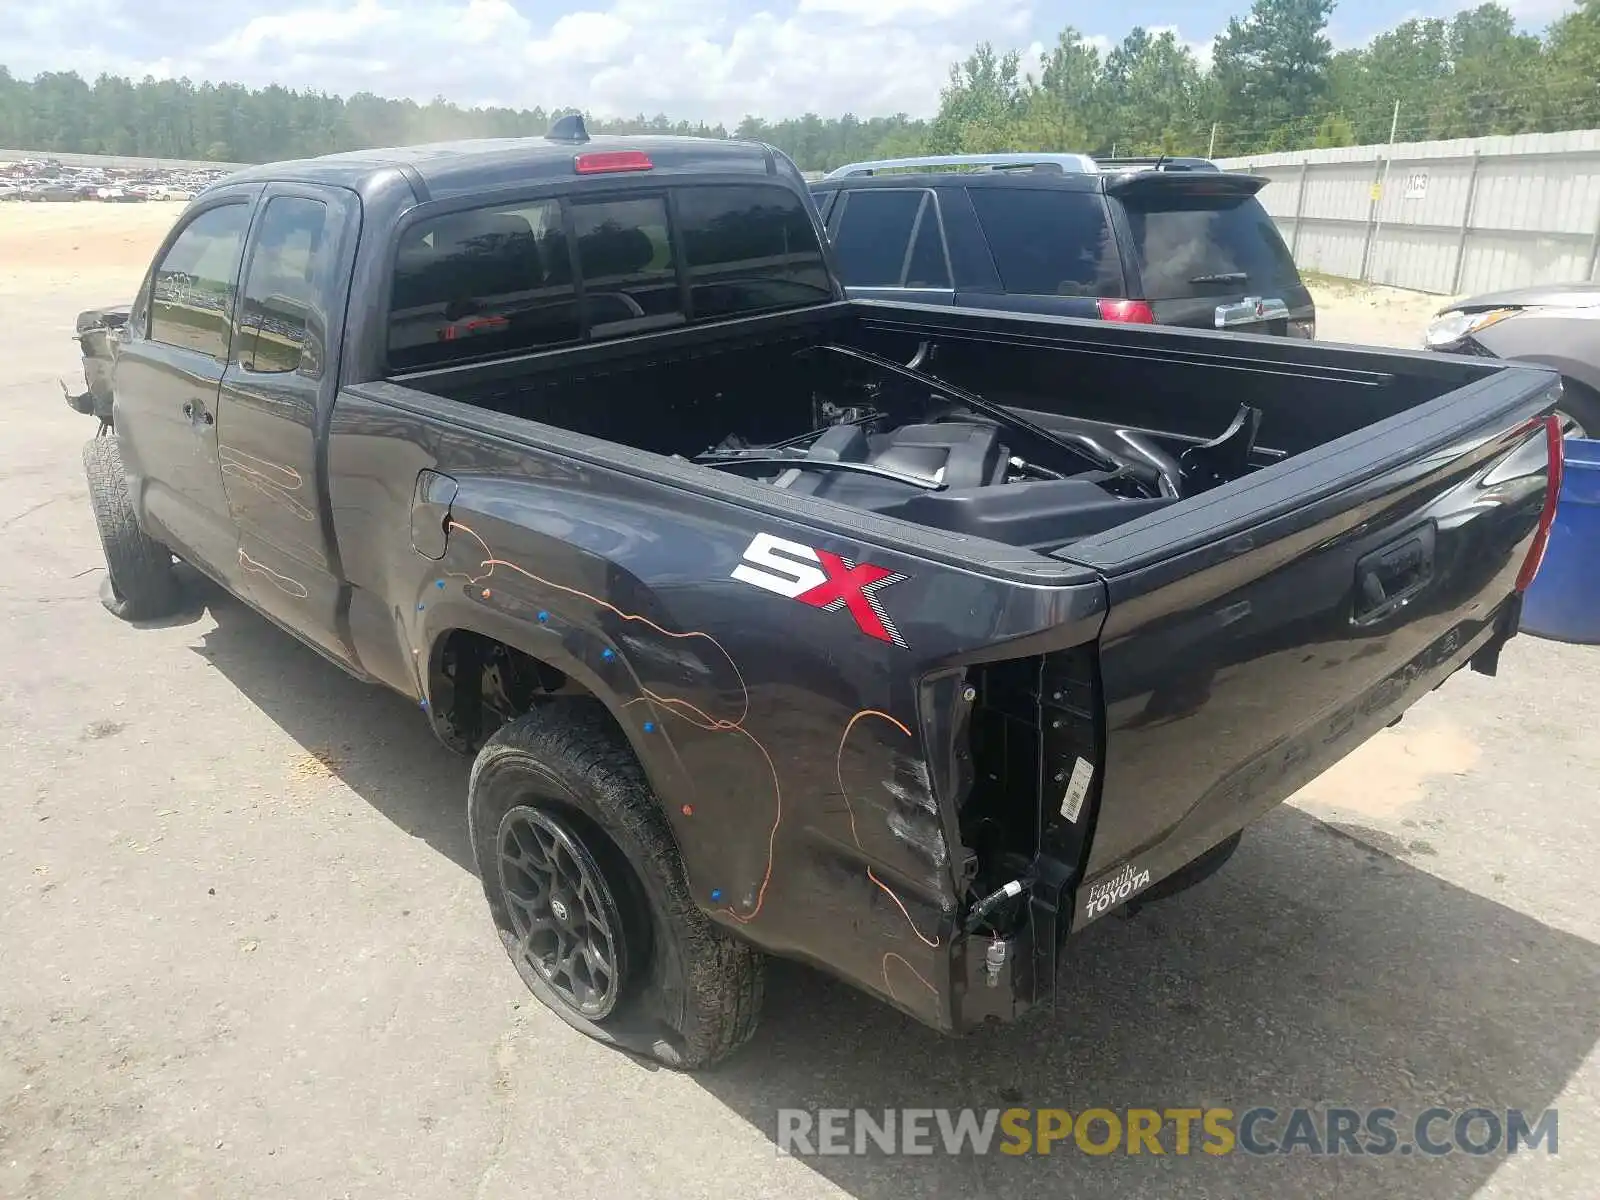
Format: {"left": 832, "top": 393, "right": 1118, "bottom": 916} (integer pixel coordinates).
{"left": 1515, "top": 413, "right": 1565, "bottom": 592}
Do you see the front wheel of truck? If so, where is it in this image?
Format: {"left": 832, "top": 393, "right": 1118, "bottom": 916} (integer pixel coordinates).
{"left": 468, "top": 699, "right": 764, "bottom": 1070}
{"left": 82, "top": 436, "right": 181, "bottom": 621}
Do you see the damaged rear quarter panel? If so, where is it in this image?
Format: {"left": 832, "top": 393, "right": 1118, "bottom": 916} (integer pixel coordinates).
{"left": 328, "top": 393, "right": 1109, "bottom": 1030}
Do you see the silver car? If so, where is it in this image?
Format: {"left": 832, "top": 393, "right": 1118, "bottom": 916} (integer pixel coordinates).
{"left": 1424, "top": 284, "right": 1600, "bottom": 438}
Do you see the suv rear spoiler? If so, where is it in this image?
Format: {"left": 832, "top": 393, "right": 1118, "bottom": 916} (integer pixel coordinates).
{"left": 1103, "top": 170, "right": 1268, "bottom": 199}
{"left": 1094, "top": 155, "right": 1221, "bottom": 173}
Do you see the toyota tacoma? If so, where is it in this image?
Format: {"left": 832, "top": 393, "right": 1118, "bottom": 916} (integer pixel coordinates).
{"left": 68, "top": 119, "right": 1565, "bottom": 1069}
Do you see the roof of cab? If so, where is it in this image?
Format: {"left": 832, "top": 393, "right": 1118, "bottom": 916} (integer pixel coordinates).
{"left": 212, "top": 133, "right": 792, "bottom": 201}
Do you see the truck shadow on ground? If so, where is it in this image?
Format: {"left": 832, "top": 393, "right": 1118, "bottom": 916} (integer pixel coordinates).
{"left": 191, "top": 586, "right": 1599, "bottom": 1200}
{"left": 190, "top": 583, "right": 476, "bottom": 868}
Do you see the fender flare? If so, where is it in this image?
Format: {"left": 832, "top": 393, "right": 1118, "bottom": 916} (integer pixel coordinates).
{"left": 410, "top": 592, "right": 706, "bottom": 876}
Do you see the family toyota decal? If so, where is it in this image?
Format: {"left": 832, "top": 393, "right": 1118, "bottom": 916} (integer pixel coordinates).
{"left": 731, "top": 532, "right": 909, "bottom": 647}
{"left": 1081, "top": 860, "right": 1153, "bottom": 923}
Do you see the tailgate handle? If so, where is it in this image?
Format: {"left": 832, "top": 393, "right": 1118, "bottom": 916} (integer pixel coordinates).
{"left": 1352, "top": 523, "right": 1436, "bottom": 625}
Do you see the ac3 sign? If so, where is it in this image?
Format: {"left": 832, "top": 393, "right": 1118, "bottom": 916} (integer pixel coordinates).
{"left": 731, "top": 532, "right": 909, "bottom": 647}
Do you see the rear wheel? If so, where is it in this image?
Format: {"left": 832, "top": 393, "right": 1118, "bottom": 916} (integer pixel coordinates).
{"left": 469, "top": 698, "right": 764, "bottom": 1069}
{"left": 82, "top": 436, "right": 181, "bottom": 621}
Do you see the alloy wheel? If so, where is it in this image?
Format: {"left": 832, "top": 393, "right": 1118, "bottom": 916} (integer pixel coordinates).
{"left": 496, "top": 805, "right": 629, "bottom": 1019}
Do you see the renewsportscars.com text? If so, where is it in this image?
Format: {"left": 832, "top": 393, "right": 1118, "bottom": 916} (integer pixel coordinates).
{"left": 776, "top": 1106, "right": 1558, "bottom": 1158}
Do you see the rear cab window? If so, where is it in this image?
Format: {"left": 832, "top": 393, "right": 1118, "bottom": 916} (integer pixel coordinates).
{"left": 1117, "top": 192, "right": 1301, "bottom": 302}
{"left": 387, "top": 183, "right": 832, "bottom": 371}
{"left": 967, "top": 187, "right": 1122, "bottom": 298}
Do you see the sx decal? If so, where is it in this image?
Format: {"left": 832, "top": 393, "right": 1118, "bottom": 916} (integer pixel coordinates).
{"left": 732, "top": 532, "right": 909, "bottom": 647}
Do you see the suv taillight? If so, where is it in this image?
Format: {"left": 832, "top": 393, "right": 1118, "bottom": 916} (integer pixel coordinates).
{"left": 1515, "top": 413, "right": 1565, "bottom": 593}
{"left": 1097, "top": 299, "right": 1156, "bottom": 324}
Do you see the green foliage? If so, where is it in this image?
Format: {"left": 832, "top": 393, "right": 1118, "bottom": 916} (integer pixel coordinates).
{"left": 2, "top": 0, "right": 1599, "bottom": 168}
{"left": 1313, "top": 112, "right": 1357, "bottom": 147}
{"left": 1211, "top": 0, "right": 1337, "bottom": 143}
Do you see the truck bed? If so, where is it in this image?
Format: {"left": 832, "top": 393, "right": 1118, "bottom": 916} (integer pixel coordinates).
{"left": 391, "top": 301, "right": 1514, "bottom": 557}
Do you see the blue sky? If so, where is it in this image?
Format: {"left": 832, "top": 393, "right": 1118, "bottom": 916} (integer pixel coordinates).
{"left": 8, "top": 0, "right": 1575, "bottom": 126}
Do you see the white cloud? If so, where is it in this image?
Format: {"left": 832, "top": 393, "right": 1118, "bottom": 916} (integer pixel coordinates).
{"left": 795, "top": 0, "right": 987, "bottom": 26}
{"left": 2, "top": 0, "right": 1042, "bottom": 124}
{"left": 1503, "top": 0, "right": 1580, "bottom": 22}
{"left": 9, "top": 1, "right": 1515, "bottom": 128}
{"left": 524, "top": 12, "right": 633, "bottom": 64}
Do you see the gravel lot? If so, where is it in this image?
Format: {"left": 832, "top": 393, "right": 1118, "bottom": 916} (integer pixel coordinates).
{"left": 3, "top": 204, "right": 1598, "bottom": 1200}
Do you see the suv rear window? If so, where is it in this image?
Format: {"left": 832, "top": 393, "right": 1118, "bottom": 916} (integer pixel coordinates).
{"left": 1121, "top": 194, "right": 1301, "bottom": 302}
{"left": 967, "top": 188, "right": 1122, "bottom": 298}
{"left": 387, "top": 184, "right": 830, "bottom": 371}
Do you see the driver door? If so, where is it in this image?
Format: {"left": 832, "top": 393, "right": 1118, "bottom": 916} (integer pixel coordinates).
{"left": 114, "top": 184, "right": 263, "bottom": 587}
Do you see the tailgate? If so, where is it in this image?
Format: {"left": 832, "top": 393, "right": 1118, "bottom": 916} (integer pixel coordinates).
{"left": 1055, "top": 366, "right": 1563, "bottom": 926}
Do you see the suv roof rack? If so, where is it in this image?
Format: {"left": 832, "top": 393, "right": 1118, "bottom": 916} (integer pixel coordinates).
{"left": 823, "top": 152, "right": 1099, "bottom": 179}
{"left": 1094, "top": 155, "right": 1221, "bottom": 173}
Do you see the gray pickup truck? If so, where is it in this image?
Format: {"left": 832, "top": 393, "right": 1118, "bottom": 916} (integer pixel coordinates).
{"left": 67, "top": 120, "right": 1564, "bottom": 1070}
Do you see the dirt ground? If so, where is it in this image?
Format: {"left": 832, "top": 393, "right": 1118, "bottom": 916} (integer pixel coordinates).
{"left": 3, "top": 202, "right": 1599, "bottom": 1200}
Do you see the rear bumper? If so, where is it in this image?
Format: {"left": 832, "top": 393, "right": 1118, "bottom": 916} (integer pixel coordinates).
{"left": 942, "top": 596, "right": 1520, "bottom": 1034}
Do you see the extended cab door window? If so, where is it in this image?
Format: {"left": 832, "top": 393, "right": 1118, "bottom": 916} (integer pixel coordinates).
{"left": 148, "top": 203, "right": 253, "bottom": 359}
{"left": 829, "top": 189, "right": 950, "bottom": 290}
{"left": 235, "top": 195, "right": 331, "bottom": 377}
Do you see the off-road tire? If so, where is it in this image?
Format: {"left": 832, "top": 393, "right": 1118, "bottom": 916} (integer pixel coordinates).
{"left": 82, "top": 436, "right": 181, "bottom": 621}
{"left": 469, "top": 698, "right": 764, "bottom": 1069}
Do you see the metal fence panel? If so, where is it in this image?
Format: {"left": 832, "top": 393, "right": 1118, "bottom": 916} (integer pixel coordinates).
{"left": 1219, "top": 128, "right": 1600, "bottom": 297}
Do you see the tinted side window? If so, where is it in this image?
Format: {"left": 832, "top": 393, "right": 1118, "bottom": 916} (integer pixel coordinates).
{"left": 237, "top": 195, "right": 330, "bottom": 377}
{"left": 572, "top": 195, "right": 683, "bottom": 336}
{"left": 968, "top": 188, "right": 1122, "bottom": 298}
{"left": 903, "top": 199, "right": 950, "bottom": 289}
{"left": 830, "top": 189, "right": 924, "bottom": 287}
{"left": 388, "top": 198, "right": 580, "bottom": 370}
{"left": 1122, "top": 196, "right": 1301, "bottom": 301}
{"left": 149, "top": 203, "right": 252, "bottom": 360}
{"left": 675, "top": 184, "right": 833, "bottom": 319}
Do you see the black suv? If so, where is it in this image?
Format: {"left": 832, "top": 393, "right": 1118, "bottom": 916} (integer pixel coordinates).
{"left": 810, "top": 153, "right": 1315, "bottom": 338}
